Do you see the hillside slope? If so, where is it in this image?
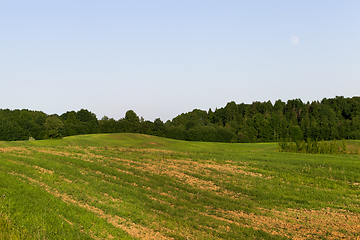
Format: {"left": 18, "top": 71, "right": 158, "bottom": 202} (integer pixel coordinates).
{"left": 0, "top": 133, "right": 359, "bottom": 239}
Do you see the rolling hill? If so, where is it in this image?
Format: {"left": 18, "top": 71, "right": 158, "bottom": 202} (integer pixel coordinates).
{"left": 0, "top": 133, "right": 359, "bottom": 239}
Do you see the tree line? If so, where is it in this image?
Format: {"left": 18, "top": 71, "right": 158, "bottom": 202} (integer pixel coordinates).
{"left": 1, "top": 96, "right": 360, "bottom": 143}
{"left": 277, "top": 139, "right": 351, "bottom": 154}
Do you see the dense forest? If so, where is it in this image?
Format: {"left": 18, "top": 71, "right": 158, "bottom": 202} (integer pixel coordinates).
{"left": 1, "top": 96, "right": 360, "bottom": 143}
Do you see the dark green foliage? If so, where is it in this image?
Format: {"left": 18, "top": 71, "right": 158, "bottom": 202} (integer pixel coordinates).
{"left": 161, "top": 96, "right": 360, "bottom": 143}
{"left": 165, "top": 125, "right": 187, "bottom": 140}
{"left": 278, "top": 139, "right": 349, "bottom": 154}
{"left": 60, "top": 109, "right": 98, "bottom": 136}
{"left": 1, "top": 96, "right": 360, "bottom": 143}
{"left": 0, "top": 109, "right": 98, "bottom": 141}
{"left": 123, "top": 110, "right": 140, "bottom": 133}
{"left": 98, "top": 116, "right": 117, "bottom": 133}
{"left": 45, "top": 116, "right": 64, "bottom": 139}
{"left": 0, "top": 109, "right": 47, "bottom": 141}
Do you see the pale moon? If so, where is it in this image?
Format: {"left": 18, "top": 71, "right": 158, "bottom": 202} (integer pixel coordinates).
{"left": 290, "top": 36, "right": 299, "bottom": 45}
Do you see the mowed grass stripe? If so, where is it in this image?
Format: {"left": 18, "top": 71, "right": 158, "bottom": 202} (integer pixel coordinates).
{"left": 0, "top": 169, "right": 115, "bottom": 239}
{"left": 0, "top": 153, "right": 135, "bottom": 239}
{"left": 2, "top": 143, "right": 278, "bottom": 239}
{"left": 1, "top": 133, "right": 360, "bottom": 239}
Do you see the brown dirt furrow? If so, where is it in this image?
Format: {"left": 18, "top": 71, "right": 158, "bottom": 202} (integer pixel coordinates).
{"left": 130, "top": 159, "right": 250, "bottom": 199}
{"left": 85, "top": 146, "right": 175, "bottom": 155}
{"left": 59, "top": 176, "right": 73, "bottom": 183}
{"left": 50, "top": 149, "right": 150, "bottom": 182}
{"left": 169, "top": 159, "right": 269, "bottom": 179}
{"left": 6, "top": 159, "right": 54, "bottom": 175}
{"left": 148, "top": 195, "right": 174, "bottom": 207}
{"left": 0, "top": 147, "right": 31, "bottom": 154}
{"left": 196, "top": 205, "right": 360, "bottom": 239}
{"left": 101, "top": 192, "right": 122, "bottom": 203}
{"left": 129, "top": 156, "right": 265, "bottom": 179}
{"left": 157, "top": 158, "right": 241, "bottom": 174}
{"left": 85, "top": 230, "right": 104, "bottom": 240}
{"left": 135, "top": 160, "right": 223, "bottom": 193}
{"left": 220, "top": 208, "right": 360, "bottom": 239}
{"left": 107, "top": 147, "right": 175, "bottom": 154}
{"left": 92, "top": 157, "right": 150, "bottom": 181}
{"left": 58, "top": 214, "right": 74, "bottom": 225}
{"left": 198, "top": 210, "right": 244, "bottom": 227}
{"left": 2, "top": 152, "right": 36, "bottom": 160}
{"left": 30, "top": 147, "right": 106, "bottom": 163}
{"left": 42, "top": 150, "right": 97, "bottom": 162}
{"left": 33, "top": 165, "right": 54, "bottom": 175}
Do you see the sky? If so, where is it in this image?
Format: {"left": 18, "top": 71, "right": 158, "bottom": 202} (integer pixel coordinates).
{"left": 1, "top": 1, "right": 359, "bottom": 121}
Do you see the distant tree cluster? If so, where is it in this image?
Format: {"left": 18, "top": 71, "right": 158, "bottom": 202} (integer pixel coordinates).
{"left": 0, "top": 109, "right": 48, "bottom": 141}
{"left": 163, "top": 96, "right": 360, "bottom": 143}
{"left": 0, "top": 109, "right": 98, "bottom": 141}
{"left": 278, "top": 139, "right": 350, "bottom": 154}
{"left": 100, "top": 96, "right": 360, "bottom": 143}
{"left": 1, "top": 96, "right": 360, "bottom": 143}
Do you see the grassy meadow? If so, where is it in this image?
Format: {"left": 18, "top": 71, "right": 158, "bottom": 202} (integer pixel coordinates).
{"left": 0, "top": 133, "right": 359, "bottom": 239}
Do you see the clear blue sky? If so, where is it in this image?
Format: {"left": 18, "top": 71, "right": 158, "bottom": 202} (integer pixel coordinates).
{"left": 1, "top": 1, "right": 359, "bottom": 121}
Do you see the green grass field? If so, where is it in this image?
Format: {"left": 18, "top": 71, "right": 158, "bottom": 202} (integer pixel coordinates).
{"left": 0, "top": 133, "right": 359, "bottom": 239}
